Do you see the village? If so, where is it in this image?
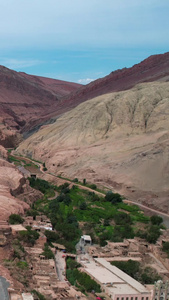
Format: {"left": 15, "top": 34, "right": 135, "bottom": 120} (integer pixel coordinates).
{"left": 1, "top": 211, "right": 169, "bottom": 300}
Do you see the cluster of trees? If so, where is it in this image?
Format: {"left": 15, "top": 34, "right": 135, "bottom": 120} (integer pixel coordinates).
{"left": 18, "top": 226, "right": 39, "bottom": 246}
{"left": 48, "top": 184, "right": 81, "bottom": 252}
{"left": 66, "top": 258, "right": 101, "bottom": 293}
{"left": 111, "top": 260, "right": 160, "bottom": 284}
{"left": 136, "top": 215, "right": 163, "bottom": 244}
{"left": 105, "top": 191, "right": 123, "bottom": 204}
{"left": 28, "top": 177, "right": 52, "bottom": 194}
{"left": 27, "top": 174, "right": 165, "bottom": 254}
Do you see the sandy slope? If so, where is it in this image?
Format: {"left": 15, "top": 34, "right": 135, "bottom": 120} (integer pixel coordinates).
{"left": 16, "top": 81, "right": 169, "bottom": 209}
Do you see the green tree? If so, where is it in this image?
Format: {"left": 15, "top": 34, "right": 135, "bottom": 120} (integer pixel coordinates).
{"left": 150, "top": 215, "right": 163, "bottom": 226}
{"left": 105, "top": 191, "right": 122, "bottom": 204}
{"left": 9, "top": 214, "right": 24, "bottom": 224}
{"left": 79, "top": 202, "right": 87, "bottom": 210}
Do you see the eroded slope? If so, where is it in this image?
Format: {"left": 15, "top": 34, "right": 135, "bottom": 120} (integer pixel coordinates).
{"left": 16, "top": 81, "right": 169, "bottom": 207}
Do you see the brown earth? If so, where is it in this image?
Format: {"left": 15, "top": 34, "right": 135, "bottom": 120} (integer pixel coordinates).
{"left": 15, "top": 81, "right": 169, "bottom": 209}
{"left": 0, "top": 156, "right": 29, "bottom": 221}
{"left": 0, "top": 65, "right": 81, "bottom": 145}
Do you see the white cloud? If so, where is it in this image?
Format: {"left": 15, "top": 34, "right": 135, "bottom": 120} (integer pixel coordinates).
{"left": 78, "top": 78, "right": 95, "bottom": 85}
{"left": 1, "top": 59, "right": 43, "bottom": 70}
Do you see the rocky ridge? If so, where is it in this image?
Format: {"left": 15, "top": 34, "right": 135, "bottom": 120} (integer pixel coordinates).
{"left": 59, "top": 51, "right": 169, "bottom": 113}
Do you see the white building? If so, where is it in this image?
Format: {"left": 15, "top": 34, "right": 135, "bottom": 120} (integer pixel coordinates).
{"left": 82, "top": 258, "right": 152, "bottom": 300}
{"left": 152, "top": 281, "right": 169, "bottom": 300}
{"left": 81, "top": 235, "right": 92, "bottom": 245}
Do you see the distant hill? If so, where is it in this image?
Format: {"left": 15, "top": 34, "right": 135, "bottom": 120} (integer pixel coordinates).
{"left": 59, "top": 51, "right": 169, "bottom": 111}
{"left": 0, "top": 66, "right": 81, "bottom": 145}
{"left": 0, "top": 66, "right": 81, "bottom": 130}
{"left": 1, "top": 51, "right": 169, "bottom": 145}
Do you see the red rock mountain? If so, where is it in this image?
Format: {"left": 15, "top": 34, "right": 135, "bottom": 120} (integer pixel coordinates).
{"left": 0, "top": 51, "right": 169, "bottom": 142}
{"left": 60, "top": 51, "right": 169, "bottom": 111}
{"left": 0, "top": 65, "right": 81, "bottom": 132}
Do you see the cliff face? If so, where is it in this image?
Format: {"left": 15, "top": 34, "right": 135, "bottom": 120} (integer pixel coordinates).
{"left": 16, "top": 81, "right": 169, "bottom": 207}
{"left": 0, "top": 156, "right": 29, "bottom": 220}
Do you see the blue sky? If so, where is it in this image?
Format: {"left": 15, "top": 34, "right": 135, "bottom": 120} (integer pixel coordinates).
{"left": 0, "top": 0, "right": 169, "bottom": 84}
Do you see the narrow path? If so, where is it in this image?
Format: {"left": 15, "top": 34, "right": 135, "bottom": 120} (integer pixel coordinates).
{"left": 48, "top": 190, "right": 58, "bottom": 200}
{"left": 13, "top": 153, "right": 169, "bottom": 226}
{"left": 124, "top": 199, "right": 169, "bottom": 219}
{"left": 55, "top": 251, "right": 66, "bottom": 282}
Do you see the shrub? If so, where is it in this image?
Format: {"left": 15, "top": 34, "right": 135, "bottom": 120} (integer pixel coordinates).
{"left": 114, "top": 212, "right": 132, "bottom": 225}
{"left": 16, "top": 261, "right": 28, "bottom": 269}
{"left": 9, "top": 214, "right": 24, "bottom": 224}
{"left": 45, "top": 230, "right": 59, "bottom": 243}
{"left": 18, "top": 227, "right": 39, "bottom": 246}
{"left": 72, "top": 178, "right": 78, "bottom": 182}
{"left": 79, "top": 202, "right": 87, "bottom": 210}
{"left": 146, "top": 225, "right": 161, "bottom": 244}
{"left": 105, "top": 191, "right": 122, "bottom": 204}
{"left": 162, "top": 242, "right": 169, "bottom": 257}
{"left": 42, "top": 244, "right": 54, "bottom": 259}
{"left": 150, "top": 215, "right": 163, "bottom": 226}
{"left": 89, "top": 184, "right": 97, "bottom": 190}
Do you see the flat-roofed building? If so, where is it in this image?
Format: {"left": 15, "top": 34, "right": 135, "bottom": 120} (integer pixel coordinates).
{"left": 22, "top": 293, "right": 34, "bottom": 300}
{"left": 81, "top": 235, "right": 92, "bottom": 245}
{"left": 82, "top": 258, "right": 152, "bottom": 300}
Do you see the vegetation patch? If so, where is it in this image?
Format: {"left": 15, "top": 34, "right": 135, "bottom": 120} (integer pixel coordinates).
{"left": 9, "top": 214, "right": 24, "bottom": 224}
{"left": 66, "top": 258, "right": 101, "bottom": 293}
{"left": 111, "top": 260, "right": 161, "bottom": 284}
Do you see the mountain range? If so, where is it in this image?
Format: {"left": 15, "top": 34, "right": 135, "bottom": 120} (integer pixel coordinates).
{"left": 0, "top": 52, "right": 169, "bottom": 210}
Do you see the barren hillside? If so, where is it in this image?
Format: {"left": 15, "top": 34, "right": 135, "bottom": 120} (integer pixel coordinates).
{"left": 0, "top": 66, "right": 81, "bottom": 145}
{"left": 16, "top": 81, "right": 169, "bottom": 209}
{"left": 0, "top": 154, "right": 29, "bottom": 220}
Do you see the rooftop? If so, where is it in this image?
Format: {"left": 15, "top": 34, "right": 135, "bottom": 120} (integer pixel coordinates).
{"left": 81, "top": 235, "right": 92, "bottom": 241}
{"left": 22, "top": 293, "right": 34, "bottom": 300}
{"left": 85, "top": 266, "right": 124, "bottom": 284}
{"left": 96, "top": 258, "right": 149, "bottom": 293}
{"left": 10, "top": 224, "right": 27, "bottom": 232}
{"left": 108, "top": 283, "right": 141, "bottom": 295}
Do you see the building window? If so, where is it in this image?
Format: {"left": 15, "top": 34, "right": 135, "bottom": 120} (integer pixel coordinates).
{"left": 135, "top": 297, "right": 138, "bottom": 300}
{"left": 131, "top": 297, "right": 133, "bottom": 300}
{"left": 142, "top": 297, "right": 144, "bottom": 300}
{"left": 122, "top": 297, "right": 124, "bottom": 300}
{"left": 126, "top": 298, "right": 129, "bottom": 300}
{"left": 117, "top": 298, "right": 119, "bottom": 300}
{"left": 146, "top": 297, "right": 149, "bottom": 300}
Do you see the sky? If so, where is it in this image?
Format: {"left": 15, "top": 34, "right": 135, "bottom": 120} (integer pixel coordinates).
{"left": 0, "top": 0, "right": 169, "bottom": 84}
